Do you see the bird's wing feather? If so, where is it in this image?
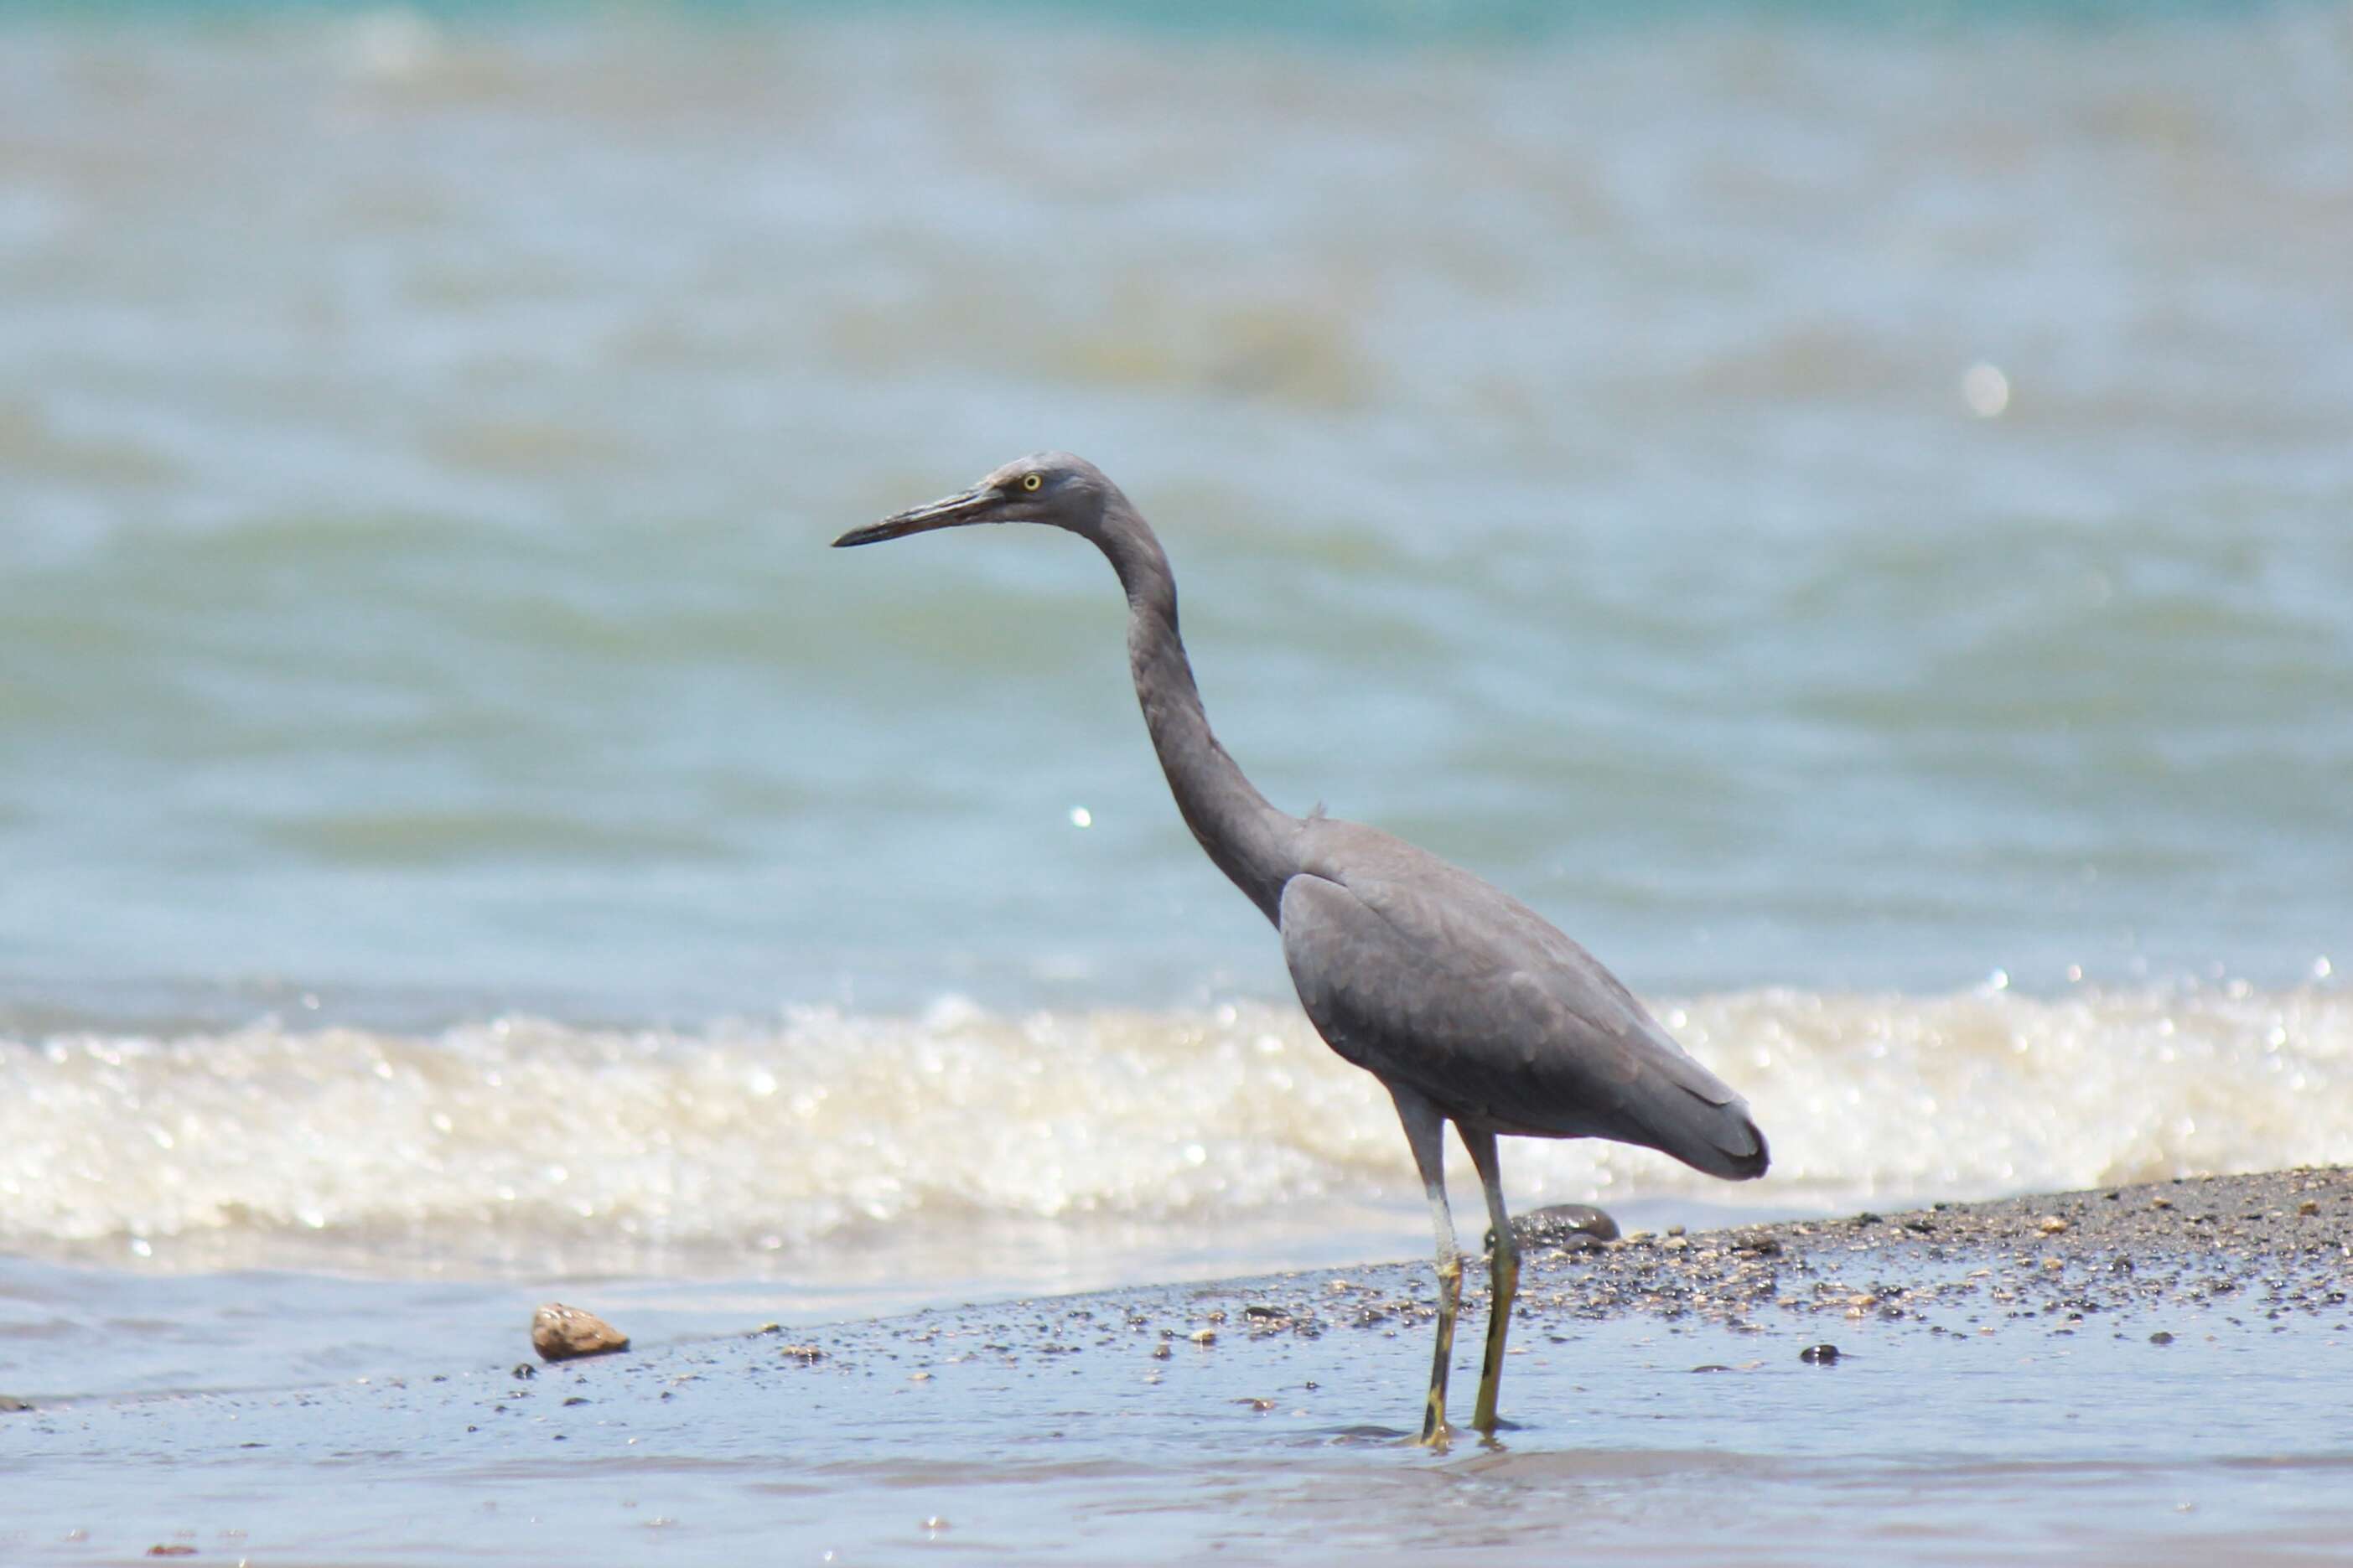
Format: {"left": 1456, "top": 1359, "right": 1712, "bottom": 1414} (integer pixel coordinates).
{"left": 1278, "top": 837, "right": 1765, "bottom": 1178}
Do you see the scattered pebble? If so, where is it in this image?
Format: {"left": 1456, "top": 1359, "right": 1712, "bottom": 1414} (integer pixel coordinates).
{"left": 2039, "top": 1216, "right": 2069, "bottom": 1234}
{"left": 1516, "top": 1203, "right": 1620, "bottom": 1244}
{"left": 1801, "top": 1344, "right": 1842, "bottom": 1365}
{"left": 531, "top": 1303, "right": 630, "bottom": 1363}
{"left": 0, "top": 1395, "right": 33, "bottom": 1413}
{"left": 1189, "top": 1328, "right": 1217, "bottom": 1346}
{"left": 2149, "top": 1332, "right": 2175, "bottom": 1345}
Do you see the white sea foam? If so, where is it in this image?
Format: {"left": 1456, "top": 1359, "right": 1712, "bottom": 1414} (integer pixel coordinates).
{"left": 4, "top": 982, "right": 2345, "bottom": 1273}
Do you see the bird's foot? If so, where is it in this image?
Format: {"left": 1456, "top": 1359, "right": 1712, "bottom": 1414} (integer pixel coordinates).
{"left": 1470, "top": 1414, "right": 1526, "bottom": 1445}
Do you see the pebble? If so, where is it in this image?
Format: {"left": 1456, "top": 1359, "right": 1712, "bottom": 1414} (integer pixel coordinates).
{"left": 531, "top": 1302, "right": 630, "bottom": 1363}
{"left": 1800, "top": 1343, "right": 1842, "bottom": 1365}
{"left": 1515, "top": 1203, "right": 1620, "bottom": 1244}
{"left": 2149, "top": 1332, "right": 2175, "bottom": 1345}
{"left": 1189, "top": 1328, "right": 1217, "bottom": 1346}
{"left": 0, "top": 1395, "right": 33, "bottom": 1413}
{"left": 2038, "top": 1215, "right": 2069, "bottom": 1234}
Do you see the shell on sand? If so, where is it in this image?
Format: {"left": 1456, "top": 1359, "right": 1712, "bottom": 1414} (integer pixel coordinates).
{"left": 531, "top": 1302, "right": 629, "bottom": 1362}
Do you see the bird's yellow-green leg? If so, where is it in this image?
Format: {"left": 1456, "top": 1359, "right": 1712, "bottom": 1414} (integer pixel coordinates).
{"left": 1391, "top": 1086, "right": 1460, "bottom": 1448}
{"left": 1422, "top": 1255, "right": 1461, "bottom": 1446}
{"left": 1464, "top": 1128, "right": 1517, "bottom": 1438}
{"left": 1471, "top": 1239, "right": 1519, "bottom": 1435}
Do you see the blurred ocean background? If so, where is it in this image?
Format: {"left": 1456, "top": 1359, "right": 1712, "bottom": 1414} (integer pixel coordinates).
{"left": 2, "top": 1, "right": 2350, "bottom": 1379}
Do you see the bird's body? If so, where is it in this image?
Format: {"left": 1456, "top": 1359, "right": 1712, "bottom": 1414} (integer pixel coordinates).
{"left": 1279, "top": 815, "right": 1762, "bottom": 1169}
{"left": 837, "top": 453, "right": 1767, "bottom": 1444}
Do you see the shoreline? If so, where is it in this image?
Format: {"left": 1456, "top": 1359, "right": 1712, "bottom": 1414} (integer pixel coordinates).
{"left": 710, "top": 1166, "right": 2353, "bottom": 1367}
{"left": 5, "top": 1167, "right": 2348, "bottom": 1566}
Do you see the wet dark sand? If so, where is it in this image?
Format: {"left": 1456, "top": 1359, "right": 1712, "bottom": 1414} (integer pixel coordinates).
{"left": 5, "top": 1168, "right": 2349, "bottom": 1565}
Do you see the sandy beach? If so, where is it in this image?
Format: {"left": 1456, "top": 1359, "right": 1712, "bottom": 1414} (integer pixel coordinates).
{"left": 5, "top": 1167, "right": 2347, "bottom": 1565}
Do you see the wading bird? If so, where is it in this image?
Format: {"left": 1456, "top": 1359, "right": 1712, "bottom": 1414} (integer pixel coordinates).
{"left": 835, "top": 454, "right": 1768, "bottom": 1445}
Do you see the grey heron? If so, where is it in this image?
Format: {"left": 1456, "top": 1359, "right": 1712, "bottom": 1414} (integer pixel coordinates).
{"left": 835, "top": 453, "right": 1769, "bottom": 1445}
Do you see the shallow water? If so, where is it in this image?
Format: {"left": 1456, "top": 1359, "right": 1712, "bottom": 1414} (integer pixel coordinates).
{"left": 6, "top": 1265, "right": 2349, "bottom": 1565}
{"left": 2, "top": 5, "right": 2352, "bottom": 1542}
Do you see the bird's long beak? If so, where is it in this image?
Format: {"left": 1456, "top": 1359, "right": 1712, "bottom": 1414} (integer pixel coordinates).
{"left": 832, "top": 486, "right": 997, "bottom": 548}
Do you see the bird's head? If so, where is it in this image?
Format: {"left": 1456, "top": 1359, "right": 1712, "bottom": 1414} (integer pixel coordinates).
{"left": 834, "top": 453, "right": 1115, "bottom": 550}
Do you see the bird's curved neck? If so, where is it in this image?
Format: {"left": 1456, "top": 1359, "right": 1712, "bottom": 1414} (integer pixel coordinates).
{"left": 1094, "top": 502, "right": 1297, "bottom": 924}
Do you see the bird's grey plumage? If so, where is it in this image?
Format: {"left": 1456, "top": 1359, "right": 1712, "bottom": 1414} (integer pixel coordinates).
{"left": 1281, "top": 822, "right": 1765, "bottom": 1179}
{"left": 837, "top": 451, "right": 1768, "bottom": 1442}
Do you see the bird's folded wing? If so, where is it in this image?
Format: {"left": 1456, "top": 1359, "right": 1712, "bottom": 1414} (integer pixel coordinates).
{"left": 1278, "top": 869, "right": 1759, "bottom": 1171}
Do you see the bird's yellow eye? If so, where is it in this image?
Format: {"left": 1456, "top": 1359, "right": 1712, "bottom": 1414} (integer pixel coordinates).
{"left": 1021, "top": 474, "right": 1043, "bottom": 492}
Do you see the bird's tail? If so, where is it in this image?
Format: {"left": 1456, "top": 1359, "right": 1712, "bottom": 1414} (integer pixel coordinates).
{"left": 1696, "top": 1107, "right": 1770, "bottom": 1182}
{"left": 1628, "top": 1042, "right": 1771, "bottom": 1182}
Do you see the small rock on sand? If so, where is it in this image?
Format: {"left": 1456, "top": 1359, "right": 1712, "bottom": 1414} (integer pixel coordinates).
{"left": 0, "top": 1395, "right": 34, "bottom": 1413}
{"left": 531, "top": 1302, "right": 630, "bottom": 1363}
{"left": 1515, "top": 1203, "right": 1620, "bottom": 1245}
{"left": 1800, "top": 1343, "right": 1842, "bottom": 1365}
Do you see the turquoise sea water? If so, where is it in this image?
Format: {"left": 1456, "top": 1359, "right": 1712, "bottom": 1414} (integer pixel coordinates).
{"left": 0, "top": 1, "right": 2348, "bottom": 1298}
